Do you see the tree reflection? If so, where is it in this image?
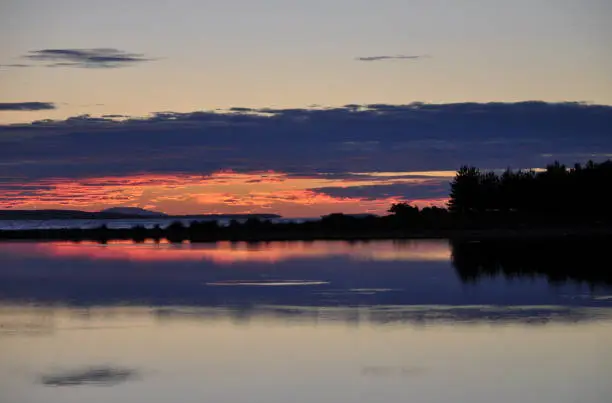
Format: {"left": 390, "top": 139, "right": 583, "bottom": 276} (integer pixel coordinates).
{"left": 450, "top": 237, "right": 612, "bottom": 286}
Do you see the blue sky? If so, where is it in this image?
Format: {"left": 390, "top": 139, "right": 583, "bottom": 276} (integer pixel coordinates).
{"left": 1, "top": 1, "right": 611, "bottom": 215}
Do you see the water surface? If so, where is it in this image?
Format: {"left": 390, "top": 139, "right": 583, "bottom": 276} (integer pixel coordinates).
{"left": 1, "top": 240, "right": 611, "bottom": 403}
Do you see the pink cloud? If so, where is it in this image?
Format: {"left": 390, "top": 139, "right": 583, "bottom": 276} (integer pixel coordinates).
{"left": 1, "top": 171, "right": 447, "bottom": 217}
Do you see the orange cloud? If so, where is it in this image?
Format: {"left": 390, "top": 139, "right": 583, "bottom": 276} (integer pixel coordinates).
{"left": 0, "top": 171, "right": 448, "bottom": 217}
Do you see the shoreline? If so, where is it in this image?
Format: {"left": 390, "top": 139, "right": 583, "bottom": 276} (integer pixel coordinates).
{"left": 1, "top": 226, "right": 611, "bottom": 243}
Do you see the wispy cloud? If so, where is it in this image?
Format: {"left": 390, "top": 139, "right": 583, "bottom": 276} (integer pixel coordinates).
{"left": 0, "top": 102, "right": 56, "bottom": 111}
{"left": 0, "top": 63, "right": 32, "bottom": 69}
{"left": 23, "top": 48, "right": 155, "bottom": 68}
{"left": 355, "top": 55, "right": 428, "bottom": 62}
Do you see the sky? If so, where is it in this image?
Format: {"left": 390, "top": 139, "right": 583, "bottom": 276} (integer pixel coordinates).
{"left": 1, "top": 0, "right": 612, "bottom": 216}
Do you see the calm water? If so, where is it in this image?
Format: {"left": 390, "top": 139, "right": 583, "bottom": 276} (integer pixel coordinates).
{"left": 1, "top": 240, "right": 611, "bottom": 403}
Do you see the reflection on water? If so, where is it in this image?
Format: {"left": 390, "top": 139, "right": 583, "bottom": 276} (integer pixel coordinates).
{"left": 40, "top": 366, "right": 138, "bottom": 387}
{"left": 3, "top": 305, "right": 611, "bottom": 332}
{"left": 1, "top": 239, "right": 451, "bottom": 263}
{"left": 2, "top": 304, "right": 612, "bottom": 403}
{"left": 1, "top": 239, "right": 611, "bottom": 309}
{"left": 451, "top": 238, "right": 612, "bottom": 285}
{"left": 1, "top": 239, "right": 612, "bottom": 403}
{"left": 206, "top": 279, "right": 331, "bottom": 286}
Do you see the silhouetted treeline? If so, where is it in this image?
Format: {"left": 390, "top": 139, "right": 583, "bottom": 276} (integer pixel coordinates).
{"left": 1, "top": 216, "right": 610, "bottom": 243}
{"left": 451, "top": 236, "right": 612, "bottom": 286}
{"left": 2, "top": 160, "right": 612, "bottom": 242}
{"left": 0, "top": 215, "right": 449, "bottom": 243}
{"left": 448, "top": 160, "right": 612, "bottom": 225}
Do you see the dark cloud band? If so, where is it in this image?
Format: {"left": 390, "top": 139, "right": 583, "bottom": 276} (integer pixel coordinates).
{"left": 0, "top": 102, "right": 610, "bottom": 184}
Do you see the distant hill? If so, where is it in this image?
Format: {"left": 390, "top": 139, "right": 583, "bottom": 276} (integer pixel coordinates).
{"left": 100, "top": 207, "right": 167, "bottom": 217}
{"left": 0, "top": 209, "right": 281, "bottom": 220}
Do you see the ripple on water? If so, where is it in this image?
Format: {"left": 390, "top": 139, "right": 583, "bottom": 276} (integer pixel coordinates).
{"left": 205, "top": 280, "right": 330, "bottom": 286}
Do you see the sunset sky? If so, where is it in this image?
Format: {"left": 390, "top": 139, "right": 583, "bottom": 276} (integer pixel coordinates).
{"left": 1, "top": 0, "right": 611, "bottom": 216}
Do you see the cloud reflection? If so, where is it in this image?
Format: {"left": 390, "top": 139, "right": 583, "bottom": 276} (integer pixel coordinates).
{"left": 2, "top": 240, "right": 610, "bottom": 317}
{"left": 7, "top": 305, "right": 611, "bottom": 329}
{"left": 39, "top": 366, "right": 138, "bottom": 387}
{"left": 206, "top": 280, "right": 330, "bottom": 286}
{"left": 7, "top": 240, "right": 451, "bottom": 264}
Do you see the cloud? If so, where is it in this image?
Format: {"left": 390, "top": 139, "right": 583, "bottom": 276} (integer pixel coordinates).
{"left": 355, "top": 55, "right": 428, "bottom": 61}
{"left": 313, "top": 182, "right": 449, "bottom": 201}
{"left": 1, "top": 101, "right": 611, "bottom": 213}
{"left": 23, "top": 48, "right": 154, "bottom": 68}
{"left": 0, "top": 171, "right": 425, "bottom": 216}
{"left": 0, "top": 102, "right": 56, "bottom": 111}
{"left": 0, "top": 63, "right": 31, "bottom": 69}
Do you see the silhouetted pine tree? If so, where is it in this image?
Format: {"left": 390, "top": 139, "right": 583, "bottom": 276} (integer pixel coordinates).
{"left": 448, "top": 159, "right": 612, "bottom": 224}
{"left": 448, "top": 166, "right": 481, "bottom": 214}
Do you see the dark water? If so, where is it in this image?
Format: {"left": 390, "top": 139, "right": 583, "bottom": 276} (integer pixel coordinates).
{"left": 1, "top": 240, "right": 611, "bottom": 403}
